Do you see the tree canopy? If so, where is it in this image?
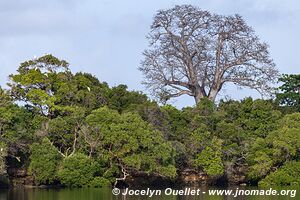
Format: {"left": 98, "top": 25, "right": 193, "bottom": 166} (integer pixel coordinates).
{"left": 0, "top": 17, "right": 299, "bottom": 189}
{"left": 276, "top": 74, "right": 300, "bottom": 112}
{"left": 140, "top": 5, "right": 278, "bottom": 104}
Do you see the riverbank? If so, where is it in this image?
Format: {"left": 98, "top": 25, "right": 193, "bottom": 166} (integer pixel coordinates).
{"left": 3, "top": 167, "right": 250, "bottom": 189}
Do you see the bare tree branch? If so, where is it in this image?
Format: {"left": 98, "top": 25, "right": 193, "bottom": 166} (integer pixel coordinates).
{"left": 139, "top": 5, "right": 279, "bottom": 104}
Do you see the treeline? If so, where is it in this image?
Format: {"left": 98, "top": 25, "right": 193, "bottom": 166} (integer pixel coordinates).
{"left": 0, "top": 55, "right": 300, "bottom": 188}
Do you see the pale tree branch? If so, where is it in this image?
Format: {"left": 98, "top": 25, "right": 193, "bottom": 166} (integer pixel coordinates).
{"left": 140, "top": 5, "right": 278, "bottom": 104}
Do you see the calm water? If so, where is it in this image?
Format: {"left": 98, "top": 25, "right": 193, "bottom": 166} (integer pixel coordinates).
{"left": 0, "top": 186, "right": 298, "bottom": 200}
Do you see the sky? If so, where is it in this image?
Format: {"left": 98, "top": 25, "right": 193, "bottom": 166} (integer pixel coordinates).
{"left": 0, "top": 0, "right": 300, "bottom": 107}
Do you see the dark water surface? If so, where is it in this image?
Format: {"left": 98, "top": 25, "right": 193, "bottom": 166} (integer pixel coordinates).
{"left": 0, "top": 186, "right": 298, "bottom": 200}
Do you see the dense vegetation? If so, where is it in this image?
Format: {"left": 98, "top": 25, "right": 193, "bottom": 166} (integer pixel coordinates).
{"left": 0, "top": 55, "right": 299, "bottom": 188}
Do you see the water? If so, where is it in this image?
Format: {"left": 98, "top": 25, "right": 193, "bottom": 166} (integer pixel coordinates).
{"left": 0, "top": 187, "right": 298, "bottom": 200}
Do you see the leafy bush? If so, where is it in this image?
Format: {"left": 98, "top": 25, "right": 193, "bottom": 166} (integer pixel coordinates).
{"left": 89, "top": 177, "right": 111, "bottom": 188}
{"left": 193, "top": 137, "right": 224, "bottom": 177}
{"left": 57, "top": 153, "right": 98, "bottom": 187}
{"left": 0, "top": 142, "right": 7, "bottom": 176}
{"left": 85, "top": 107, "right": 177, "bottom": 179}
{"left": 29, "top": 138, "right": 62, "bottom": 185}
{"left": 259, "top": 161, "right": 300, "bottom": 186}
{"left": 248, "top": 113, "right": 300, "bottom": 181}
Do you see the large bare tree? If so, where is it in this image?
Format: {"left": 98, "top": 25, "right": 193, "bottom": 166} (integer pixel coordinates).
{"left": 139, "top": 5, "right": 279, "bottom": 104}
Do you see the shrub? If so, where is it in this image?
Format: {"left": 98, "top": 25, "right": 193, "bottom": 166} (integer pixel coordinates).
{"left": 29, "top": 138, "right": 61, "bottom": 185}
{"left": 57, "top": 153, "right": 98, "bottom": 187}
{"left": 193, "top": 137, "right": 224, "bottom": 177}
{"left": 89, "top": 177, "right": 111, "bottom": 188}
{"left": 0, "top": 142, "right": 7, "bottom": 176}
{"left": 259, "top": 161, "right": 300, "bottom": 186}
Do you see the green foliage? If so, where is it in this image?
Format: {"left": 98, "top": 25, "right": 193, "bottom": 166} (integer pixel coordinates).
{"left": 247, "top": 138, "right": 274, "bottom": 180}
{"left": 218, "top": 98, "right": 281, "bottom": 138}
{"left": 259, "top": 161, "right": 300, "bottom": 186}
{"left": 191, "top": 98, "right": 220, "bottom": 132}
{"left": 0, "top": 87, "right": 36, "bottom": 169}
{"left": 9, "top": 54, "right": 70, "bottom": 116}
{"left": 213, "top": 98, "right": 282, "bottom": 181}
{"left": 276, "top": 74, "right": 300, "bottom": 111}
{"left": 89, "top": 177, "right": 111, "bottom": 188}
{"left": 247, "top": 113, "right": 300, "bottom": 181}
{"left": 193, "top": 137, "right": 224, "bottom": 176}
{"left": 85, "top": 107, "right": 177, "bottom": 178}
{"left": 3, "top": 56, "right": 300, "bottom": 187}
{"left": 9, "top": 55, "right": 109, "bottom": 118}
{"left": 57, "top": 153, "right": 98, "bottom": 187}
{"left": 161, "top": 104, "right": 190, "bottom": 141}
{"left": 175, "top": 99, "right": 225, "bottom": 177}
{"left": 0, "top": 142, "right": 7, "bottom": 176}
{"left": 268, "top": 113, "right": 300, "bottom": 162}
{"left": 107, "top": 84, "right": 148, "bottom": 113}
{"left": 29, "top": 138, "right": 62, "bottom": 185}
{"left": 57, "top": 72, "right": 109, "bottom": 112}
{"left": 48, "top": 117, "right": 75, "bottom": 155}
{"left": 48, "top": 108, "right": 85, "bottom": 156}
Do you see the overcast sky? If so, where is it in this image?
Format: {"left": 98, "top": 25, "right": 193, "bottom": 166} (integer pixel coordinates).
{"left": 1, "top": 0, "right": 299, "bottom": 107}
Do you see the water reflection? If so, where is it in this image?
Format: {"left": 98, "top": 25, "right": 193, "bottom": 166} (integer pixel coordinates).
{"left": 0, "top": 187, "right": 298, "bottom": 200}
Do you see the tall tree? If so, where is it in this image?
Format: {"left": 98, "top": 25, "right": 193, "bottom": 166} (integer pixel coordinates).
{"left": 8, "top": 54, "right": 70, "bottom": 118}
{"left": 9, "top": 55, "right": 109, "bottom": 117}
{"left": 140, "top": 5, "right": 278, "bottom": 103}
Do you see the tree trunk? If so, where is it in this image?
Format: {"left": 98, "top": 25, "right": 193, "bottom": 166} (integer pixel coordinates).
{"left": 208, "top": 89, "right": 218, "bottom": 102}
{"left": 194, "top": 89, "right": 204, "bottom": 104}
{"left": 194, "top": 86, "right": 219, "bottom": 104}
{"left": 89, "top": 147, "right": 94, "bottom": 158}
{"left": 114, "top": 165, "right": 129, "bottom": 187}
{"left": 194, "top": 84, "right": 209, "bottom": 104}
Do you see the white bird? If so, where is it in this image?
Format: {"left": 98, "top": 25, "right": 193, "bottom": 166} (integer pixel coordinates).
{"left": 87, "top": 86, "right": 91, "bottom": 92}
{"left": 0, "top": 148, "right": 3, "bottom": 152}
{"left": 33, "top": 55, "right": 37, "bottom": 59}
{"left": 15, "top": 156, "right": 21, "bottom": 162}
{"left": 45, "top": 73, "right": 48, "bottom": 77}
{"left": 11, "top": 155, "right": 21, "bottom": 162}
